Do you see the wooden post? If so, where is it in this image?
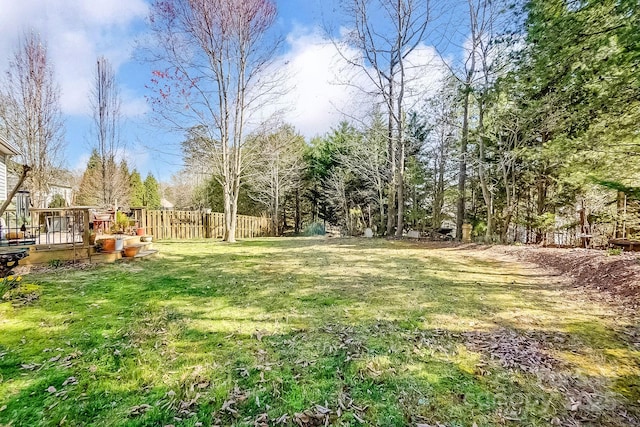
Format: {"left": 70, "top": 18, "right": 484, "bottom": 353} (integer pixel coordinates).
{"left": 82, "top": 208, "right": 91, "bottom": 248}
{"left": 462, "top": 223, "right": 472, "bottom": 243}
{"left": 205, "top": 212, "right": 212, "bottom": 238}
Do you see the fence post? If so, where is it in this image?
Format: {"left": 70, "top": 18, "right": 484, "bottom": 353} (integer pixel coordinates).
{"left": 82, "top": 208, "right": 90, "bottom": 247}
{"left": 205, "top": 212, "right": 212, "bottom": 238}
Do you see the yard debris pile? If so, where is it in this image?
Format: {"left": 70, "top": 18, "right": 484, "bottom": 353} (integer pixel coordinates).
{"left": 499, "top": 246, "right": 640, "bottom": 309}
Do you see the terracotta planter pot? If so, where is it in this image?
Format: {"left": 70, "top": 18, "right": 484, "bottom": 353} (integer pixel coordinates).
{"left": 136, "top": 228, "right": 145, "bottom": 236}
{"left": 123, "top": 245, "right": 140, "bottom": 257}
{"left": 101, "top": 238, "right": 115, "bottom": 252}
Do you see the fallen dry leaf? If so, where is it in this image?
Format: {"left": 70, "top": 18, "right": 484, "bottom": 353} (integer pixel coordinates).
{"left": 129, "top": 404, "right": 153, "bottom": 417}
{"left": 62, "top": 377, "right": 78, "bottom": 386}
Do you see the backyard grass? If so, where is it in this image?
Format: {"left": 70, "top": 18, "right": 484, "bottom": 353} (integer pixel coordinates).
{"left": 1, "top": 237, "right": 639, "bottom": 426}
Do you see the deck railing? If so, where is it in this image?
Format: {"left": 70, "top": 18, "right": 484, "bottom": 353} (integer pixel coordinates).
{"left": 0, "top": 207, "right": 271, "bottom": 247}
{"left": 0, "top": 207, "right": 93, "bottom": 247}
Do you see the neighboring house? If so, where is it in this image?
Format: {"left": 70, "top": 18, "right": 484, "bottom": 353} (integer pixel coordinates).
{"left": 45, "top": 184, "right": 74, "bottom": 207}
{"left": 160, "top": 198, "right": 174, "bottom": 209}
{"left": 0, "top": 134, "right": 21, "bottom": 202}
{"left": 7, "top": 167, "right": 75, "bottom": 208}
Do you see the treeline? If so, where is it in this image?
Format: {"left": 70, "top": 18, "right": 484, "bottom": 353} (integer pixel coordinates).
{"left": 75, "top": 150, "right": 162, "bottom": 209}
{"left": 170, "top": 0, "right": 639, "bottom": 242}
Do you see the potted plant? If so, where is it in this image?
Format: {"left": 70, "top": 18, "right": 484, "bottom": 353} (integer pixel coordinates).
{"left": 114, "top": 212, "right": 130, "bottom": 234}
{"left": 123, "top": 245, "right": 140, "bottom": 257}
{"left": 99, "top": 238, "right": 115, "bottom": 252}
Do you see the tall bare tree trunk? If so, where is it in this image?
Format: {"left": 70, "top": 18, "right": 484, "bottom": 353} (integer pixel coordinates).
{"left": 395, "top": 133, "right": 406, "bottom": 237}
{"left": 615, "top": 191, "right": 625, "bottom": 238}
{"left": 386, "top": 86, "right": 397, "bottom": 236}
{"left": 456, "top": 88, "right": 471, "bottom": 240}
{"left": 338, "top": 0, "right": 430, "bottom": 237}
{"left": 147, "top": 0, "right": 279, "bottom": 243}
{"left": 1, "top": 32, "right": 65, "bottom": 208}
{"left": 477, "top": 103, "right": 493, "bottom": 241}
{"left": 295, "top": 188, "right": 300, "bottom": 234}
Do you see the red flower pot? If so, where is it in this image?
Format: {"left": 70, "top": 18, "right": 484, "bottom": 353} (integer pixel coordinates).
{"left": 101, "top": 238, "right": 115, "bottom": 252}
{"left": 123, "top": 246, "right": 140, "bottom": 257}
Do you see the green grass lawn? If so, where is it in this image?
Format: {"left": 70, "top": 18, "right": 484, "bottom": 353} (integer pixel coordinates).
{"left": 1, "top": 238, "right": 639, "bottom": 426}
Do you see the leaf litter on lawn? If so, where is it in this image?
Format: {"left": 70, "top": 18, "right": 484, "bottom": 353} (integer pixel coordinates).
{"left": 464, "top": 327, "right": 640, "bottom": 426}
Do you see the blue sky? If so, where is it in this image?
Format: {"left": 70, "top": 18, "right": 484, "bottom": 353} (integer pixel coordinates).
{"left": 0, "top": 0, "right": 456, "bottom": 182}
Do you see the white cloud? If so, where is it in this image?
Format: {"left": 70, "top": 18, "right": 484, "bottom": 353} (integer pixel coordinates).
{"left": 72, "top": 152, "right": 90, "bottom": 172}
{"left": 403, "top": 43, "right": 449, "bottom": 107}
{"left": 118, "top": 143, "right": 150, "bottom": 172}
{"left": 0, "top": 0, "right": 149, "bottom": 116}
{"left": 273, "top": 28, "right": 366, "bottom": 138}
{"left": 272, "top": 27, "right": 447, "bottom": 138}
{"left": 121, "top": 88, "right": 150, "bottom": 117}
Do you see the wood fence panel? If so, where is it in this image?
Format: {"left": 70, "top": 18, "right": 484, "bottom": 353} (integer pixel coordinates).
{"left": 130, "top": 209, "right": 269, "bottom": 241}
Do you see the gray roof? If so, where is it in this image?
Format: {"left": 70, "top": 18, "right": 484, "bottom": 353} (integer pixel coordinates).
{"left": 0, "top": 134, "right": 20, "bottom": 156}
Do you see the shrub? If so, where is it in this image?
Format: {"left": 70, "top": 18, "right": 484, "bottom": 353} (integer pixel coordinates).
{"left": 303, "top": 222, "right": 325, "bottom": 236}
{"left": 607, "top": 248, "right": 623, "bottom": 256}
{"left": 48, "top": 259, "right": 63, "bottom": 268}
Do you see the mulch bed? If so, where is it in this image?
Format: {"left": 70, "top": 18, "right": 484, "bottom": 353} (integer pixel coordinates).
{"left": 399, "top": 238, "right": 640, "bottom": 310}
{"left": 499, "top": 246, "right": 640, "bottom": 310}
{"left": 468, "top": 245, "right": 640, "bottom": 310}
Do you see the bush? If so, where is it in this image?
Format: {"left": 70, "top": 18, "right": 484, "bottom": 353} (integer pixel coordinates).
{"left": 302, "top": 222, "right": 325, "bottom": 236}
{"left": 48, "top": 259, "right": 63, "bottom": 268}
{"left": 607, "top": 248, "right": 623, "bottom": 256}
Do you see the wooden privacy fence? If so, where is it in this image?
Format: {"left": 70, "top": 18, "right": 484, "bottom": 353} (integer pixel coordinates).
{"left": 132, "top": 209, "right": 271, "bottom": 240}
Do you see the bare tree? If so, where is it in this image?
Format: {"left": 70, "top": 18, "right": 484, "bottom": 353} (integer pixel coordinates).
{"left": 424, "top": 79, "right": 458, "bottom": 232}
{"left": 0, "top": 31, "right": 65, "bottom": 207}
{"left": 489, "top": 106, "right": 523, "bottom": 242}
{"left": 146, "top": 0, "right": 280, "bottom": 242}
{"left": 90, "top": 56, "right": 128, "bottom": 208}
{"left": 164, "top": 169, "right": 205, "bottom": 209}
{"left": 245, "top": 125, "right": 305, "bottom": 235}
{"left": 325, "top": 167, "right": 352, "bottom": 234}
{"left": 339, "top": 110, "right": 389, "bottom": 234}
{"left": 338, "top": 0, "right": 432, "bottom": 236}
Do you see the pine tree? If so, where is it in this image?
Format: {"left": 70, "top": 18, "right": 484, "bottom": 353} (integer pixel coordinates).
{"left": 129, "top": 170, "right": 145, "bottom": 207}
{"left": 75, "top": 150, "right": 101, "bottom": 206}
{"left": 143, "top": 174, "right": 161, "bottom": 209}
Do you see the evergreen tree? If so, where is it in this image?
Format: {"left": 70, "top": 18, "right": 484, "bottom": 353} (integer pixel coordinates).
{"left": 506, "top": 0, "right": 640, "bottom": 240}
{"left": 75, "top": 150, "right": 101, "bottom": 206}
{"left": 129, "top": 170, "right": 145, "bottom": 207}
{"left": 143, "top": 173, "right": 161, "bottom": 209}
